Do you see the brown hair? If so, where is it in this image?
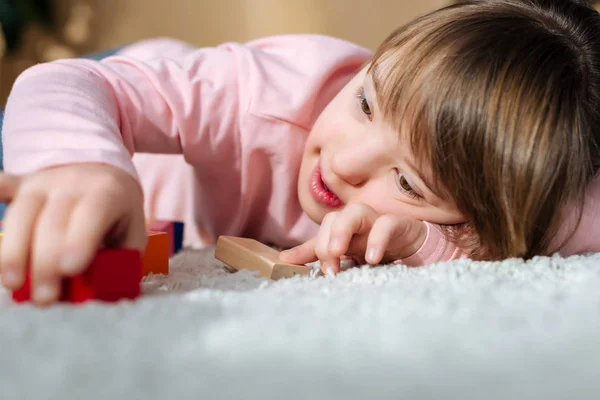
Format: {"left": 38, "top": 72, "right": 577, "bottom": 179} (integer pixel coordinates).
{"left": 369, "top": 0, "right": 600, "bottom": 260}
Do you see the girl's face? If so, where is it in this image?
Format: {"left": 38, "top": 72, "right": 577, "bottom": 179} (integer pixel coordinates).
{"left": 298, "top": 65, "right": 466, "bottom": 226}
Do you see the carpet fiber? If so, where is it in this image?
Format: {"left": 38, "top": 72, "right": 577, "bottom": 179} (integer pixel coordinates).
{"left": 1, "top": 247, "right": 600, "bottom": 399}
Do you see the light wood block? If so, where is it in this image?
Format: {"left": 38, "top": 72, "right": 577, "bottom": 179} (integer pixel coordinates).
{"left": 215, "top": 236, "right": 312, "bottom": 280}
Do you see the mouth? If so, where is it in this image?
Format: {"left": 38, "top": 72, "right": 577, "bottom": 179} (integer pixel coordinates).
{"left": 309, "top": 163, "right": 343, "bottom": 209}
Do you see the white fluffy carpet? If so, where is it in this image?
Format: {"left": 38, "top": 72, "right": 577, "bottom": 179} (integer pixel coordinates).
{"left": 1, "top": 247, "right": 600, "bottom": 399}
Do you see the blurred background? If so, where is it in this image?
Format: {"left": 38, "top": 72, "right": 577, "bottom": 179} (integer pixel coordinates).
{"left": 0, "top": 0, "right": 451, "bottom": 106}
{"left": 3, "top": 1, "right": 599, "bottom": 107}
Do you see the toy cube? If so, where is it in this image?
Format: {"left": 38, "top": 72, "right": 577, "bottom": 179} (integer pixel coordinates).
{"left": 172, "top": 222, "right": 184, "bottom": 253}
{"left": 67, "top": 248, "right": 142, "bottom": 303}
{"left": 142, "top": 231, "right": 169, "bottom": 276}
{"left": 215, "top": 236, "right": 313, "bottom": 279}
{"left": 146, "top": 220, "right": 184, "bottom": 255}
{"left": 12, "top": 248, "right": 143, "bottom": 303}
{"left": 11, "top": 272, "right": 71, "bottom": 302}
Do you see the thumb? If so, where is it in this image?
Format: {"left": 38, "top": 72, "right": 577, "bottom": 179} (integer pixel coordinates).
{"left": 122, "top": 213, "right": 148, "bottom": 253}
{"left": 279, "top": 237, "right": 317, "bottom": 265}
{"left": 106, "top": 209, "right": 148, "bottom": 253}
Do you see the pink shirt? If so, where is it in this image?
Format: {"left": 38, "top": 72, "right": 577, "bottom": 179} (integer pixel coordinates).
{"left": 3, "top": 35, "right": 599, "bottom": 265}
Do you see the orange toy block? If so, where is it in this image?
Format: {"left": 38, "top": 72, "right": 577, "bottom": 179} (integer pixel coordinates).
{"left": 215, "top": 236, "right": 313, "bottom": 280}
{"left": 146, "top": 220, "right": 185, "bottom": 256}
{"left": 142, "top": 231, "right": 170, "bottom": 276}
{"left": 147, "top": 220, "right": 175, "bottom": 254}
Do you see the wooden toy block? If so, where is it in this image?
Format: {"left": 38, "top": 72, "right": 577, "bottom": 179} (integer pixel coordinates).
{"left": 146, "top": 220, "right": 184, "bottom": 256}
{"left": 0, "top": 225, "right": 168, "bottom": 277}
{"left": 12, "top": 271, "right": 71, "bottom": 302}
{"left": 173, "top": 222, "right": 184, "bottom": 253}
{"left": 214, "top": 236, "right": 313, "bottom": 280}
{"left": 67, "top": 249, "right": 142, "bottom": 303}
{"left": 147, "top": 220, "right": 174, "bottom": 254}
{"left": 12, "top": 248, "right": 143, "bottom": 304}
{"left": 142, "top": 231, "right": 169, "bottom": 276}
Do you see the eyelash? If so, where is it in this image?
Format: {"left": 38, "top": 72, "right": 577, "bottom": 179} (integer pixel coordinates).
{"left": 396, "top": 170, "right": 423, "bottom": 200}
{"left": 355, "top": 86, "right": 372, "bottom": 120}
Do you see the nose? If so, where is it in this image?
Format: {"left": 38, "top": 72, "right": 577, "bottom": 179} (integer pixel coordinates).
{"left": 330, "top": 139, "right": 387, "bottom": 187}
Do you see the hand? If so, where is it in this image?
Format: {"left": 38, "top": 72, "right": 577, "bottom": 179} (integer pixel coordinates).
{"left": 279, "top": 203, "right": 427, "bottom": 276}
{"left": 0, "top": 164, "right": 147, "bottom": 305}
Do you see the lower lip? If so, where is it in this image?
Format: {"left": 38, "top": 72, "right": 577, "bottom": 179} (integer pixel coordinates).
{"left": 310, "top": 165, "right": 343, "bottom": 209}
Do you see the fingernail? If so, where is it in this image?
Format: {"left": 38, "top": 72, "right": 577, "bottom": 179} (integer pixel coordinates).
{"left": 366, "top": 247, "right": 379, "bottom": 264}
{"left": 35, "top": 283, "right": 57, "bottom": 303}
{"left": 1, "top": 269, "right": 19, "bottom": 286}
{"left": 323, "top": 264, "right": 335, "bottom": 277}
{"left": 279, "top": 250, "right": 293, "bottom": 261}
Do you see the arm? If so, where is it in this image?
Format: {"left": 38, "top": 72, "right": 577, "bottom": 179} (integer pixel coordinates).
{"left": 2, "top": 38, "right": 242, "bottom": 180}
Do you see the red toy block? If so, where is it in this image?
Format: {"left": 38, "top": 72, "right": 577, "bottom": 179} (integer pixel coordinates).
{"left": 11, "top": 272, "right": 32, "bottom": 302}
{"left": 12, "top": 248, "right": 143, "bottom": 304}
{"left": 12, "top": 272, "right": 71, "bottom": 303}
{"left": 67, "top": 248, "right": 143, "bottom": 303}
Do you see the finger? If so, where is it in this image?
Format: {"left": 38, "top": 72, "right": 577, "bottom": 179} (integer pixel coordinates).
{"left": 314, "top": 212, "right": 340, "bottom": 276}
{"left": 119, "top": 207, "right": 148, "bottom": 251}
{"left": 365, "top": 215, "right": 411, "bottom": 264}
{"left": 0, "top": 190, "right": 46, "bottom": 290}
{"left": 279, "top": 237, "right": 318, "bottom": 264}
{"left": 60, "top": 192, "right": 130, "bottom": 275}
{"left": 29, "top": 195, "right": 76, "bottom": 304}
{"left": 328, "top": 203, "right": 376, "bottom": 257}
{"left": 0, "top": 173, "right": 21, "bottom": 202}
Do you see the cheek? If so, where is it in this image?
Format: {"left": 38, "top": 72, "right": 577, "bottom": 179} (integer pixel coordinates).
{"left": 365, "top": 197, "right": 415, "bottom": 218}
{"left": 354, "top": 185, "right": 463, "bottom": 224}
{"left": 309, "top": 100, "right": 356, "bottom": 145}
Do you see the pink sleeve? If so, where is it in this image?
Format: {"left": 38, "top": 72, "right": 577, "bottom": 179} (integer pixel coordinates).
{"left": 1, "top": 38, "right": 243, "bottom": 180}
{"left": 552, "top": 173, "right": 600, "bottom": 256}
{"left": 393, "top": 222, "right": 468, "bottom": 266}
{"left": 400, "top": 171, "right": 600, "bottom": 266}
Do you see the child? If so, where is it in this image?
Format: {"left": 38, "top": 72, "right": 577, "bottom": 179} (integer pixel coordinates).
{"left": 2, "top": 0, "right": 600, "bottom": 305}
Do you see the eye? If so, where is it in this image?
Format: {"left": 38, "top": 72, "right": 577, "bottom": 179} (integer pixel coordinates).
{"left": 396, "top": 172, "right": 422, "bottom": 200}
{"left": 360, "top": 97, "right": 372, "bottom": 116}
{"left": 355, "top": 86, "right": 372, "bottom": 119}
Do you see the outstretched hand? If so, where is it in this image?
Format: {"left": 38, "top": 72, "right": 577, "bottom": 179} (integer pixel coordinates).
{"left": 0, "top": 164, "right": 147, "bottom": 305}
{"left": 279, "top": 203, "right": 427, "bottom": 276}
